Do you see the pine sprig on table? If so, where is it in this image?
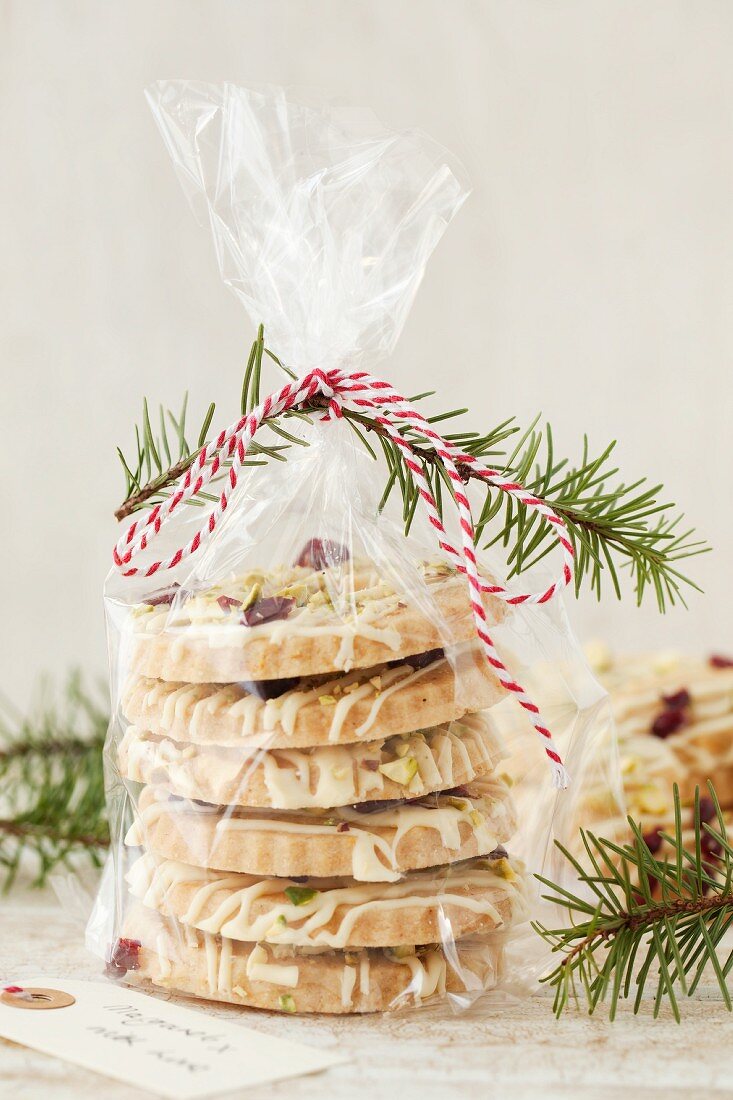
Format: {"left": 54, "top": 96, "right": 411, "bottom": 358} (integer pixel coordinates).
{"left": 0, "top": 674, "right": 109, "bottom": 889}
{"left": 115, "top": 327, "right": 708, "bottom": 610}
{"left": 533, "top": 784, "right": 733, "bottom": 1021}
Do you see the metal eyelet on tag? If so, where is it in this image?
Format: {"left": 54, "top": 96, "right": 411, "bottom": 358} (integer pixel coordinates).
{"left": 1, "top": 986, "right": 76, "bottom": 1010}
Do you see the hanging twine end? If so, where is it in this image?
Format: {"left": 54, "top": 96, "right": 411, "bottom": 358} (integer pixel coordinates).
{"left": 551, "top": 761, "right": 571, "bottom": 790}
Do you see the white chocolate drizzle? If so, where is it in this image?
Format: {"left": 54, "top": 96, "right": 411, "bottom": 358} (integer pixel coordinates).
{"left": 118, "top": 714, "right": 501, "bottom": 811}
{"left": 246, "top": 944, "right": 299, "bottom": 988}
{"left": 127, "top": 776, "right": 511, "bottom": 882}
{"left": 131, "top": 650, "right": 457, "bottom": 747}
{"left": 126, "top": 854, "right": 525, "bottom": 950}
{"left": 341, "top": 965, "right": 357, "bottom": 1008}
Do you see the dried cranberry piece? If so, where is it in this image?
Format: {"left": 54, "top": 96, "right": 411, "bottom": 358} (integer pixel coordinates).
{"left": 701, "top": 831, "right": 723, "bottom": 859}
{"left": 710, "top": 654, "right": 733, "bottom": 669}
{"left": 360, "top": 759, "right": 380, "bottom": 772}
{"left": 106, "top": 937, "right": 141, "bottom": 978}
{"left": 3, "top": 985, "right": 24, "bottom": 994}
{"left": 241, "top": 596, "right": 295, "bottom": 627}
{"left": 389, "top": 648, "right": 445, "bottom": 672}
{"left": 289, "top": 875, "right": 309, "bottom": 883}
{"left": 295, "top": 538, "right": 350, "bottom": 570}
{"left": 217, "top": 595, "right": 242, "bottom": 612}
{"left": 643, "top": 829, "right": 664, "bottom": 854}
{"left": 661, "top": 688, "right": 691, "bottom": 710}
{"left": 488, "top": 845, "right": 508, "bottom": 860}
{"left": 698, "top": 797, "right": 716, "bottom": 824}
{"left": 143, "top": 582, "right": 184, "bottom": 607}
{"left": 651, "top": 709, "right": 686, "bottom": 738}
{"left": 353, "top": 797, "right": 408, "bottom": 814}
{"left": 239, "top": 676, "right": 300, "bottom": 701}
{"left": 337, "top": 822, "right": 350, "bottom": 833}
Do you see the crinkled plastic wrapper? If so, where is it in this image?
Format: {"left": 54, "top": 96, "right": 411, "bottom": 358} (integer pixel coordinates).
{"left": 88, "top": 82, "right": 623, "bottom": 1015}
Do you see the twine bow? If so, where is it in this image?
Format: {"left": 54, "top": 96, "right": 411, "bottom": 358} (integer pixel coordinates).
{"left": 114, "top": 368, "right": 575, "bottom": 787}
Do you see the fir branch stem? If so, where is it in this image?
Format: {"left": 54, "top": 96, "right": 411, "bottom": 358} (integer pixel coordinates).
{"left": 0, "top": 819, "right": 108, "bottom": 850}
{"left": 0, "top": 675, "right": 109, "bottom": 889}
{"left": 558, "top": 892, "right": 733, "bottom": 973}
{"left": 113, "top": 328, "right": 708, "bottom": 610}
{"left": 114, "top": 453, "right": 196, "bottom": 522}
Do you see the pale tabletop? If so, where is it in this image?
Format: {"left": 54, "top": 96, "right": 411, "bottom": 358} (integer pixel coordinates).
{"left": 1, "top": 881, "right": 731, "bottom": 1100}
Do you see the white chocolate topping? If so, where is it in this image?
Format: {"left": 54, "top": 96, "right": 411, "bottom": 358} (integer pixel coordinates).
{"left": 118, "top": 712, "right": 504, "bottom": 810}
{"left": 126, "top": 853, "right": 528, "bottom": 949}
{"left": 126, "top": 775, "right": 514, "bottom": 882}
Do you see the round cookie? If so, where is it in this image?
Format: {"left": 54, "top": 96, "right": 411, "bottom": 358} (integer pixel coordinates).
{"left": 121, "top": 643, "right": 503, "bottom": 750}
{"left": 126, "top": 851, "right": 529, "bottom": 949}
{"left": 117, "top": 713, "right": 506, "bottom": 811}
{"left": 596, "top": 649, "right": 733, "bottom": 805}
{"left": 126, "top": 559, "right": 508, "bottom": 683}
{"left": 121, "top": 904, "right": 506, "bottom": 1014}
{"left": 125, "top": 776, "right": 517, "bottom": 882}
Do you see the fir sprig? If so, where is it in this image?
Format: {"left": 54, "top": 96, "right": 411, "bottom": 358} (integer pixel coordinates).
{"left": 534, "top": 784, "right": 733, "bottom": 1020}
{"left": 0, "top": 674, "right": 109, "bottom": 889}
{"left": 115, "top": 328, "right": 707, "bottom": 610}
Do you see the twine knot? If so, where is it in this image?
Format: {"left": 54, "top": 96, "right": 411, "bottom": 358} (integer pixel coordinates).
{"left": 113, "top": 365, "right": 575, "bottom": 787}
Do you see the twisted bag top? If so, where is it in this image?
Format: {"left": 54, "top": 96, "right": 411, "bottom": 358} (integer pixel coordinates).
{"left": 113, "top": 83, "right": 575, "bottom": 785}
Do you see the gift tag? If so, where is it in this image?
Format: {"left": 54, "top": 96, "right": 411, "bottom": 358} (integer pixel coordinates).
{"left": 0, "top": 978, "right": 347, "bottom": 1098}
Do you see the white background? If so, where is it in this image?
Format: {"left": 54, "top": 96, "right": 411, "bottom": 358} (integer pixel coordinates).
{"left": 2, "top": 0, "right": 731, "bottom": 709}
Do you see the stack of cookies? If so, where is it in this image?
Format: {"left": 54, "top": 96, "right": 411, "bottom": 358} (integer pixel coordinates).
{"left": 110, "top": 544, "right": 530, "bottom": 1013}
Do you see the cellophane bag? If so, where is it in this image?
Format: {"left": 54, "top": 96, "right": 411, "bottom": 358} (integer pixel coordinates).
{"left": 87, "top": 82, "right": 623, "bottom": 1015}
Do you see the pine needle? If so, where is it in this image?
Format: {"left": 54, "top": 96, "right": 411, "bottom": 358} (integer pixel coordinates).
{"left": 0, "top": 674, "right": 109, "bottom": 890}
{"left": 534, "top": 783, "right": 733, "bottom": 1019}
{"left": 114, "top": 329, "right": 708, "bottom": 610}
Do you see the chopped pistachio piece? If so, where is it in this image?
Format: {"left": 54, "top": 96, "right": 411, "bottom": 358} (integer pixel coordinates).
{"left": 379, "top": 756, "right": 419, "bottom": 786}
{"left": 279, "top": 994, "right": 296, "bottom": 1013}
{"left": 277, "top": 583, "right": 309, "bottom": 606}
{"left": 319, "top": 694, "right": 337, "bottom": 706}
{"left": 446, "top": 796, "right": 470, "bottom": 811}
{"left": 284, "top": 886, "right": 318, "bottom": 906}
{"left": 637, "top": 786, "right": 668, "bottom": 815}
{"left": 131, "top": 604, "right": 153, "bottom": 618}
{"left": 651, "top": 651, "right": 681, "bottom": 674}
{"left": 491, "top": 857, "right": 516, "bottom": 881}
{"left": 620, "top": 755, "right": 638, "bottom": 776}
{"left": 241, "top": 581, "right": 262, "bottom": 610}
{"left": 469, "top": 810, "right": 485, "bottom": 828}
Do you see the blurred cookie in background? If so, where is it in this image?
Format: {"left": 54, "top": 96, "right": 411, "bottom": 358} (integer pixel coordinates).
{"left": 588, "top": 644, "right": 733, "bottom": 807}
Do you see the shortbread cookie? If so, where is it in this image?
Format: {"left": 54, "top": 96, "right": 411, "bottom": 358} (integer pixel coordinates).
{"left": 117, "top": 713, "right": 505, "bottom": 810}
{"left": 593, "top": 648, "right": 733, "bottom": 805}
{"left": 121, "top": 904, "right": 506, "bottom": 1014}
{"left": 127, "top": 559, "right": 507, "bottom": 683}
{"left": 126, "top": 851, "right": 529, "bottom": 949}
{"left": 125, "top": 776, "right": 517, "bottom": 881}
{"left": 579, "top": 729, "right": 686, "bottom": 834}
{"left": 122, "top": 643, "right": 503, "bottom": 750}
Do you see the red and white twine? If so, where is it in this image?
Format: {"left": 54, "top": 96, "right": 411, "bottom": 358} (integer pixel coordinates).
{"left": 114, "top": 368, "right": 575, "bottom": 787}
